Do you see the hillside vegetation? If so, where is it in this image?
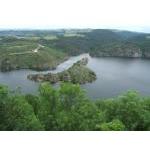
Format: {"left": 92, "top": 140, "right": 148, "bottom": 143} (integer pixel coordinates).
{"left": 0, "top": 83, "right": 150, "bottom": 131}
{"left": 1, "top": 29, "right": 150, "bottom": 72}
{"left": 45, "top": 29, "right": 150, "bottom": 57}
{"left": 0, "top": 37, "right": 67, "bottom": 71}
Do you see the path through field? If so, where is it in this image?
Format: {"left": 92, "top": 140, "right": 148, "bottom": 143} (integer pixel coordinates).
{"left": 9, "top": 44, "right": 44, "bottom": 55}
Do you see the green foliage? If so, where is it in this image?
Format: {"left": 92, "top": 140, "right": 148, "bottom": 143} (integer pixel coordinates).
{"left": 59, "top": 83, "right": 86, "bottom": 110}
{"left": 37, "top": 83, "right": 60, "bottom": 130}
{"left": 66, "top": 62, "right": 96, "bottom": 84}
{"left": 96, "top": 91, "right": 150, "bottom": 130}
{"left": 97, "top": 119, "right": 125, "bottom": 131}
{"left": 72, "top": 101, "right": 105, "bottom": 130}
{"left": 0, "top": 93, "right": 44, "bottom": 130}
{"left": 0, "top": 83, "right": 150, "bottom": 131}
{"left": 0, "top": 85, "right": 8, "bottom": 99}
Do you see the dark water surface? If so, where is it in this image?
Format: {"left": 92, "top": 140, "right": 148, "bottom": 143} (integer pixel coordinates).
{"left": 0, "top": 54, "right": 150, "bottom": 99}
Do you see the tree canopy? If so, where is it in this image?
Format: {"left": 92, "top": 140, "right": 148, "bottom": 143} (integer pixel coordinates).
{"left": 0, "top": 83, "right": 150, "bottom": 131}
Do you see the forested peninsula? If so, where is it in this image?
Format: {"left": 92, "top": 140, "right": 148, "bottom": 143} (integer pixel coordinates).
{"left": 27, "top": 57, "right": 96, "bottom": 84}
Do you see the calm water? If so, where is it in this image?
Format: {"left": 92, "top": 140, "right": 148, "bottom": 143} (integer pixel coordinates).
{"left": 0, "top": 54, "right": 150, "bottom": 99}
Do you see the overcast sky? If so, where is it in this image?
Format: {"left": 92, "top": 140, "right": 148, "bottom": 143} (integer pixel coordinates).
{"left": 0, "top": 0, "right": 150, "bottom": 32}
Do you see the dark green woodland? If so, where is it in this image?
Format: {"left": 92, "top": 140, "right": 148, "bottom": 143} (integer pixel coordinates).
{"left": 0, "top": 83, "right": 150, "bottom": 131}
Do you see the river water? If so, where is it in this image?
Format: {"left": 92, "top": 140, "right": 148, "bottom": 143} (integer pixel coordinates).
{"left": 0, "top": 53, "right": 150, "bottom": 99}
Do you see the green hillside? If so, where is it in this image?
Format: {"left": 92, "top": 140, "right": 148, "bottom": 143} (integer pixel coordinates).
{"left": 44, "top": 29, "right": 150, "bottom": 57}
{"left": 0, "top": 37, "right": 67, "bottom": 71}
{"left": 1, "top": 29, "right": 150, "bottom": 71}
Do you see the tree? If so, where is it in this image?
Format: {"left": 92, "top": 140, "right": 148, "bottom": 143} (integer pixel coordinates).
{"left": 59, "top": 83, "right": 86, "bottom": 111}
{"left": 100, "top": 91, "right": 148, "bottom": 130}
{"left": 0, "top": 83, "right": 150, "bottom": 131}
{"left": 57, "top": 83, "right": 105, "bottom": 130}
{"left": 0, "top": 85, "right": 9, "bottom": 130}
{"left": 1, "top": 95, "right": 43, "bottom": 130}
{"left": 97, "top": 119, "right": 125, "bottom": 131}
{"left": 38, "top": 82, "right": 60, "bottom": 130}
{"left": 72, "top": 101, "right": 105, "bottom": 130}
{"left": 55, "top": 83, "right": 87, "bottom": 130}
{"left": 0, "top": 85, "right": 44, "bottom": 131}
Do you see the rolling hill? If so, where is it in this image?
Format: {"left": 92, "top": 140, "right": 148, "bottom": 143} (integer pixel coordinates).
{"left": 1, "top": 29, "right": 150, "bottom": 71}
{"left": 0, "top": 37, "right": 67, "bottom": 71}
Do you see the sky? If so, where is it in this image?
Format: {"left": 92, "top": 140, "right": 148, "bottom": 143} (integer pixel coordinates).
{"left": 0, "top": 0, "right": 150, "bottom": 32}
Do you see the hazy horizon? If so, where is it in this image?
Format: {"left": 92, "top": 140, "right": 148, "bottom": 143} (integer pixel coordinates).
{"left": 0, "top": 0, "right": 150, "bottom": 33}
{"left": 0, "top": 27, "right": 150, "bottom": 34}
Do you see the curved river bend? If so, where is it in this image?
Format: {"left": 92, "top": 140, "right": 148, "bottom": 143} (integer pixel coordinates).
{"left": 0, "top": 53, "right": 150, "bottom": 99}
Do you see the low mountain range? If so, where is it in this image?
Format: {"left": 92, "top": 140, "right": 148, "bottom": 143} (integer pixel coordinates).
{"left": 0, "top": 29, "right": 150, "bottom": 71}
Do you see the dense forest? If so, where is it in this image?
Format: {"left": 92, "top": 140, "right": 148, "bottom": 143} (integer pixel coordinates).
{"left": 0, "top": 83, "right": 150, "bottom": 131}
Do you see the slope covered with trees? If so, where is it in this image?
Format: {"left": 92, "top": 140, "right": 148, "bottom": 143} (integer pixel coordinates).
{"left": 45, "top": 29, "right": 150, "bottom": 57}
{"left": 0, "top": 83, "right": 150, "bottom": 131}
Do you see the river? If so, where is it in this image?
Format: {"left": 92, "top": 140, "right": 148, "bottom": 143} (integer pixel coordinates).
{"left": 0, "top": 53, "right": 150, "bottom": 99}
